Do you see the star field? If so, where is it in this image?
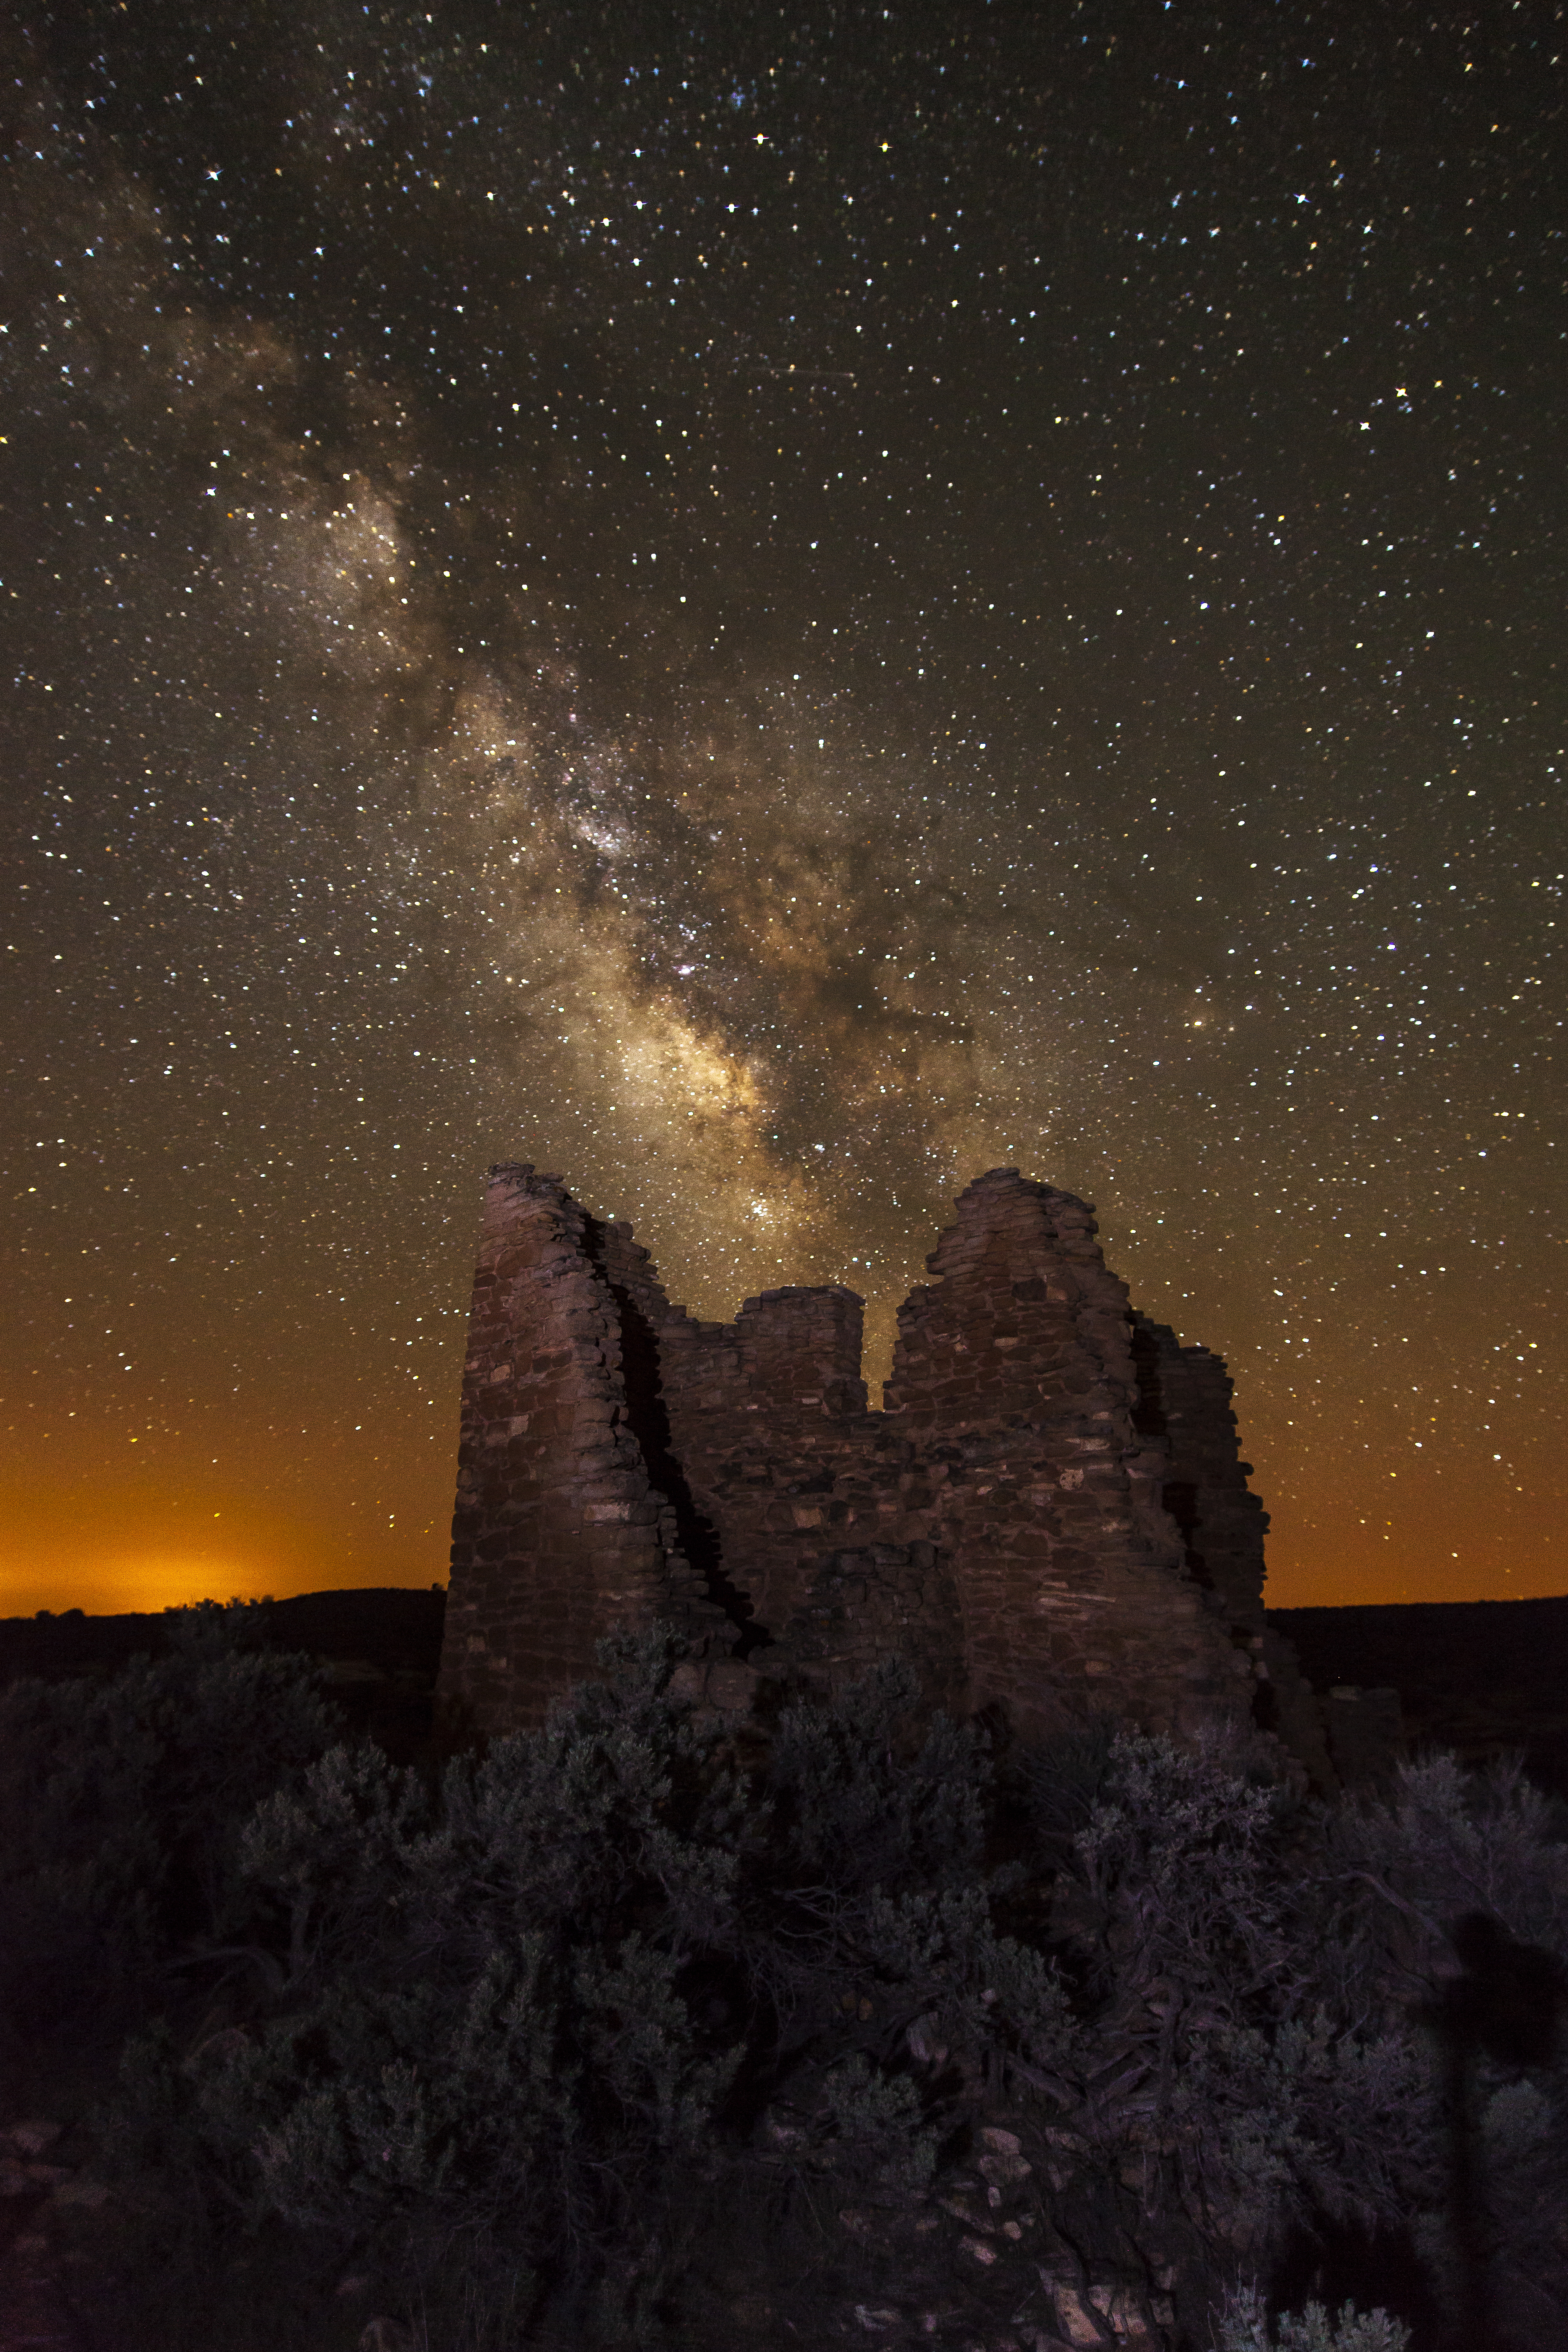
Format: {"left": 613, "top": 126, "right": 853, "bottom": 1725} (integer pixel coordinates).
{"left": 3, "top": 1, "right": 1562, "bottom": 1614}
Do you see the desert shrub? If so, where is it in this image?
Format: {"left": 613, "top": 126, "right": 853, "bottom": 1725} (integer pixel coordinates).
{"left": 1068, "top": 1730, "right": 1294, "bottom": 2015}
{"left": 1211, "top": 2282, "right": 1411, "bottom": 2350}
{"left": 0, "top": 1602, "right": 339, "bottom": 2041}
{"left": 101, "top": 1641, "right": 1051, "bottom": 2344}
{"left": 28, "top": 1631, "right": 1568, "bottom": 2349}
{"left": 107, "top": 1631, "right": 745, "bottom": 2341}
{"left": 1005, "top": 1730, "right": 1444, "bottom": 2322}
{"left": 1313, "top": 1752, "right": 1568, "bottom": 2015}
{"left": 1306, "top": 1755, "right": 1568, "bottom": 2343}
{"left": 765, "top": 1654, "right": 988, "bottom": 1896}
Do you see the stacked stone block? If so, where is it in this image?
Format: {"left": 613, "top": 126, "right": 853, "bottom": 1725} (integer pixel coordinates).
{"left": 441, "top": 1167, "right": 730, "bottom": 1733}
{"left": 438, "top": 1161, "right": 1344, "bottom": 1779}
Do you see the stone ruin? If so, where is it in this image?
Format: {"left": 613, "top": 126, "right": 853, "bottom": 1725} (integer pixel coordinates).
{"left": 438, "top": 1162, "right": 1375, "bottom": 1786}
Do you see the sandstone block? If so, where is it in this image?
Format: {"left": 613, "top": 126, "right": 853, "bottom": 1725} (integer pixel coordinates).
{"left": 438, "top": 1163, "right": 1318, "bottom": 1771}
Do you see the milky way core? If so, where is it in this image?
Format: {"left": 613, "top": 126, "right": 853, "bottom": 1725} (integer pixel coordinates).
{"left": 3, "top": 6, "right": 1561, "bottom": 1614}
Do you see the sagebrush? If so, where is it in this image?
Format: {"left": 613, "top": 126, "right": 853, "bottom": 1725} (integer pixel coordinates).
{"left": 3, "top": 1612, "right": 1565, "bottom": 2349}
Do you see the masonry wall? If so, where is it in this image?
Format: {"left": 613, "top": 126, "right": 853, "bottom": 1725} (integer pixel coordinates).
{"left": 441, "top": 1168, "right": 730, "bottom": 1733}
{"left": 438, "top": 1163, "right": 1337, "bottom": 1777}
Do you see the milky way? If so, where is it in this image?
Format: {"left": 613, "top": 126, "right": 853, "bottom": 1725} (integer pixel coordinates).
{"left": 3, "top": 4, "right": 1561, "bottom": 1613}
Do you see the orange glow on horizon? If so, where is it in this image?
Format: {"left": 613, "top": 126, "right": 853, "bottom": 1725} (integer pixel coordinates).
{"left": 5, "top": 1203, "right": 1560, "bottom": 1625}
{"left": 0, "top": 1475, "right": 448, "bottom": 1621}
{"left": 3, "top": 1439, "right": 1562, "bottom": 1622}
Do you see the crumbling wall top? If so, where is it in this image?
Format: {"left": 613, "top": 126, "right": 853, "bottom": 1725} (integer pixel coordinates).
{"left": 440, "top": 1160, "right": 1354, "bottom": 1787}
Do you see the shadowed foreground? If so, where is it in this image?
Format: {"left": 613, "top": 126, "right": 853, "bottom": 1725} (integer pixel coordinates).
{"left": 3, "top": 1601, "right": 1566, "bottom": 2349}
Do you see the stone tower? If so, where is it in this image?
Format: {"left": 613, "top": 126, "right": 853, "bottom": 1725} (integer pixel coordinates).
{"left": 438, "top": 1163, "right": 1335, "bottom": 1780}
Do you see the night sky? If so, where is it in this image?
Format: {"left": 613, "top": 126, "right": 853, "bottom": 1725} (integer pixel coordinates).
{"left": 4, "top": 3, "right": 1562, "bottom": 1618}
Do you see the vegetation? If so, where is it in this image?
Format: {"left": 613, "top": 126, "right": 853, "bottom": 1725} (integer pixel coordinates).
{"left": 1210, "top": 2285, "right": 1410, "bottom": 2352}
{"left": 2, "top": 1607, "right": 1565, "bottom": 2350}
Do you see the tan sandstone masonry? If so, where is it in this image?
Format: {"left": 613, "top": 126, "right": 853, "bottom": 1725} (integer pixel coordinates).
{"left": 439, "top": 1163, "right": 1339, "bottom": 1782}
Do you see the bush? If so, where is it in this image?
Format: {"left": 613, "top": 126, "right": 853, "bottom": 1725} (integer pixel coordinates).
{"left": 10, "top": 1625, "right": 1568, "bottom": 2349}
{"left": 95, "top": 1641, "right": 1055, "bottom": 2342}
{"left": 1212, "top": 2282, "right": 1411, "bottom": 2351}
{"left": 0, "top": 1602, "right": 339, "bottom": 2044}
